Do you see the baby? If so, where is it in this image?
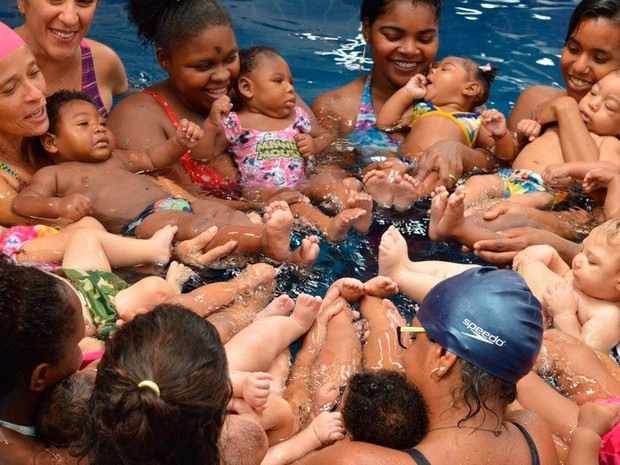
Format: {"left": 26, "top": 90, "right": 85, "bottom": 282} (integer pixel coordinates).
{"left": 13, "top": 90, "right": 313, "bottom": 264}
{"left": 462, "top": 69, "right": 620, "bottom": 211}
{"left": 201, "top": 46, "right": 373, "bottom": 241}
{"left": 365, "top": 57, "right": 511, "bottom": 210}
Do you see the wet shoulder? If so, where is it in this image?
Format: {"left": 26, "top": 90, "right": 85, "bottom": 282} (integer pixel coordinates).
{"left": 311, "top": 77, "right": 366, "bottom": 137}
{"left": 295, "top": 440, "right": 414, "bottom": 465}
{"left": 83, "top": 38, "right": 128, "bottom": 97}
{"left": 508, "top": 85, "right": 566, "bottom": 131}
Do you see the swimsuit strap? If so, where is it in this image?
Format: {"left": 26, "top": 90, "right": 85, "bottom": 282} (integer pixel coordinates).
{"left": 142, "top": 89, "right": 181, "bottom": 126}
{"left": 80, "top": 40, "right": 109, "bottom": 118}
{"left": 510, "top": 422, "right": 541, "bottom": 465}
{"left": 402, "top": 448, "right": 431, "bottom": 465}
{"left": 0, "top": 161, "right": 28, "bottom": 189}
{"left": 0, "top": 419, "right": 36, "bottom": 437}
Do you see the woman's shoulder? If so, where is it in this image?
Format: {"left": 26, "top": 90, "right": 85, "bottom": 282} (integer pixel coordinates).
{"left": 311, "top": 76, "right": 367, "bottom": 136}
{"left": 508, "top": 85, "right": 566, "bottom": 129}
{"left": 506, "top": 409, "right": 560, "bottom": 465}
{"left": 84, "top": 38, "right": 129, "bottom": 96}
{"left": 294, "top": 440, "right": 412, "bottom": 465}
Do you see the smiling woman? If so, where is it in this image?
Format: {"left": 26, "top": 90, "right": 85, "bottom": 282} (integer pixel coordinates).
{"left": 14, "top": 0, "right": 128, "bottom": 118}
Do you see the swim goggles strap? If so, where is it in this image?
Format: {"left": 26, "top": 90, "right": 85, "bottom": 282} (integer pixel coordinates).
{"left": 137, "top": 380, "right": 161, "bottom": 397}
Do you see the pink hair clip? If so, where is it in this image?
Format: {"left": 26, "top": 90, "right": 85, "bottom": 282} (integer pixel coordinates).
{"left": 479, "top": 62, "right": 492, "bottom": 72}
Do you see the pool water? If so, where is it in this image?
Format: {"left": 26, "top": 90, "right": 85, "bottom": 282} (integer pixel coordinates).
{"left": 0, "top": 1, "right": 578, "bottom": 312}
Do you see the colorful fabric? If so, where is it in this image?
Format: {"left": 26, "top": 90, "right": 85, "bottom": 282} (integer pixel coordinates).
{"left": 121, "top": 197, "right": 192, "bottom": 236}
{"left": 61, "top": 268, "right": 130, "bottom": 339}
{"left": 222, "top": 107, "right": 311, "bottom": 189}
{"left": 142, "top": 90, "right": 238, "bottom": 192}
{"left": 0, "top": 161, "right": 28, "bottom": 190}
{"left": 348, "top": 76, "right": 401, "bottom": 165}
{"left": 0, "top": 224, "right": 61, "bottom": 270}
{"left": 411, "top": 100, "right": 481, "bottom": 147}
{"left": 80, "top": 40, "right": 108, "bottom": 118}
{"left": 497, "top": 168, "right": 569, "bottom": 205}
{"left": 599, "top": 398, "right": 620, "bottom": 465}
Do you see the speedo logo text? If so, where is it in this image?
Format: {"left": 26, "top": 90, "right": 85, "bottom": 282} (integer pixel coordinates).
{"left": 461, "top": 319, "right": 506, "bottom": 347}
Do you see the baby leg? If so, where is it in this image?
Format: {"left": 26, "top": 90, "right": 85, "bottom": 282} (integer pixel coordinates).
{"left": 114, "top": 276, "right": 178, "bottom": 322}
{"left": 289, "top": 202, "right": 365, "bottom": 242}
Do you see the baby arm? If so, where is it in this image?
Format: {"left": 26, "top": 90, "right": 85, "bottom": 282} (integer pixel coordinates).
{"left": 230, "top": 370, "right": 274, "bottom": 412}
{"left": 144, "top": 118, "right": 204, "bottom": 168}
{"left": 513, "top": 244, "right": 571, "bottom": 276}
{"left": 12, "top": 167, "right": 92, "bottom": 221}
{"left": 261, "top": 411, "right": 344, "bottom": 465}
{"left": 583, "top": 168, "right": 620, "bottom": 218}
{"left": 296, "top": 125, "right": 334, "bottom": 159}
{"left": 543, "top": 159, "right": 620, "bottom": 186}
{"left": 195, "top": 95, "right": 233, "bottom": 161}
{"left": 480, "top": 109, "right": 515, "bottom": 161}
{"left": 566, "top": 401, "right": 620, "bottom": 465}
{"left": 376, "top": 74, "right": 426, "bottom": 129}
{"left": 543, "top": 280, "right": 581, "bottom": 339}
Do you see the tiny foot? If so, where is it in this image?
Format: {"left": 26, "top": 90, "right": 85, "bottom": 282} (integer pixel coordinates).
{"left": 377, "top": 226, "right": 410, "bottom": 281}
{"left": 149, "top": 224, "right": 178, "bottom": 265}
{"left": 290, "top": 235, "right": 320, "bottom": 266}
{"left": 262, "top": 200, "right": 294, "bottom": 262}
{"left": 325, "top": 208, "right": 366, "bottom": 242}
{"left": 255, "top": 294, "right": 296, "bottom": 320}
{"left": 428, "top": 186, "right": 450, "bottom": 241}
{"left": 292, "top": 293, "right": 323, "bottom": 332}
{"left": 327, "top": 277, "right": 366, "bottom": 303}
{"left": 392, "top": 173, "right": 423, "bottom": 211}
{"left": 363, "top": 170, "right": 394, "bottom": 208}
{"left": 346, "top": 192, "right": 373, "bottom": 234}
{"left": 429, "top": 185, "right": 468, "bottom": 242}
{"left": 364, "top": 275, "right": 398, "bottom": 297}
{"left": 165, "top": 260, "right": 195, "bottom": 293}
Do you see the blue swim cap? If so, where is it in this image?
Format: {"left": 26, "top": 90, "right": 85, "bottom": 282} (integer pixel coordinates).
{"left": 417, "top": 267, "right": 543, "bottom": 385}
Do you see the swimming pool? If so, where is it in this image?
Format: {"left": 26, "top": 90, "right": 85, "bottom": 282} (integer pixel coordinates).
{"left": 0, "top": 0, "right": 578, "bottom": 309}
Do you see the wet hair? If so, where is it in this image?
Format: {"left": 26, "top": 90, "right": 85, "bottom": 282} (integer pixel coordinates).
{"left": 565, "top": 0, "right": 620, "bottom": 43}
{"left": 238, "top": 46, "right": 282, "bottom": 77}
{"left": 0, "top": 258, "right": 78, "bottom": 400}
{"left": 36, "top": 370, "right": 95, "bottom": 447}
{"left": 81, "top": 304, "right": 231, "bottom": 465}
{"left": 342, "top": 370, "right": 428, "bottom": 449}
{"left": 219, "top": 415, "right": 268, "bottom": 465}
{"left": 458, "top": 58, "right": 498, "bottom": 107}
{"left": 598, "top": 216, "right": 620, "bottom": 246}
{"left": 450, "top": 359, "right": 516, "bottom": 429}
{"left": 361, "top": 0, "right": 442, "bottom": 25}
{"left": 46, "top": 90, "right": 95, "bottom": 135}
{"left": 126, "top": 0, "right": 233, "bottom": 53}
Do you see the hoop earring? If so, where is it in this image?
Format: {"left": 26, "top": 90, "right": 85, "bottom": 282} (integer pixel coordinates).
{"left": 358, "top": 45, "right": 367, "bottom": 72}
{"left": 431, "top": 366, "right": 446, "bottom": 379}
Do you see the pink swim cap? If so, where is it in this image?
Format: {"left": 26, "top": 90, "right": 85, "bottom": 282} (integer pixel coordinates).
{"left": 0, "top": 21, "right": 26, "bottom": 60}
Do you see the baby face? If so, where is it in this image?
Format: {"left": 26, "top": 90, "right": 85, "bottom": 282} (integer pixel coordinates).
{"left": 578, "top": 71, "right": 620, "bottom": 136}
{"left": 572, "top": 224, "right": 620, "bottom": 300}
{"left": 244, "top": 54, "right": 296, "bottom": 119}
{"left": 53, "top": 99, "right": 115, "bottom": 162}
{"left": 424, "top": 57, "right": 470, "bottom": 103}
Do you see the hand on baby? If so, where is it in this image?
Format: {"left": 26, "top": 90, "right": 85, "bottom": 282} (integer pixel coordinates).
{"left": 242, "top": 372, "right": 274, "bottom": 412}
{"left": 296, "top": 133, "right": 317, "bottom": 158}
{"left": 481, "top": 109, "right": 507, "bottom": 138}
{"left": 206, "top": 95, "right": 233, "bottom": 127}
{"left": 583, "top": 167, "right": 620, "bottom": 193}
{"left": 58, "top": 193, "right": 92, "bottom": 221}
{"left": 517, "top": 118, "right": 542, "bottom": 142}
{"left": 310, "top": 411, "right": 345, "bottom": 445}
{"left": 578, "top": 401, "right": 620, "bottom": 437}
{"left": 541, "top": 163, "right": 570, "bottom": 185}
{"left": 404, "top": 74, "right": 427, "bottom": 100}
{"left": 175, "top": 118, "right": 204, "bottom": 149}
{"left": 543, "top": 280, "right": 577, "bottom": 318}
{"left": 512, "top": 244, "right": 558, "bottom": 271}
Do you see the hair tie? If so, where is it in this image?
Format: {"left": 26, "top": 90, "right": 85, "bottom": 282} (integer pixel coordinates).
{"left": 138, "top": 380, "right": 160, "bottom": 397}
{"left": 479, "top": 62, "right": 492, "bottom": 72}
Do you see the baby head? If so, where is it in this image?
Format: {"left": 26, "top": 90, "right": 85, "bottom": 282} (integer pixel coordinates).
{"left": 572, "top": 217, "right": 620, "bottom": 300}
{"left": 426, "top": 56, "right": 497, "bottom": 109}
{"left": 342, "top": 369, "right": 428, "bottom": 448}
{"left": 81, "top": 303, "right": 231, "bottom": 465}
{"left": 36, "top": 369, "right": 95, "bottom": 447}
{"left": 578, "top": 69, "right": 620, "bottom": 136}
{"left": 40, "top": 90, "right": 115, "bottom": 164}
{"left": 237, "top": 46, "right": 296, "bottom": 118}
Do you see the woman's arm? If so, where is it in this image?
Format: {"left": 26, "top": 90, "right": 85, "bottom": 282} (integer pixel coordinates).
{"left": 89, "top": 39, "right": 129, "bottom": 106}
{"left": 0, "top": 178, "right": 39, "bottom": 226}
{"left": 310, "top": 79, "right": 365, "bottom": 139}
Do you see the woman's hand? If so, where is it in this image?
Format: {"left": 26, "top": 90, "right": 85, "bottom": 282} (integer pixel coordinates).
{"left": 416, "top": 140, "right": 466, "bottom": 188}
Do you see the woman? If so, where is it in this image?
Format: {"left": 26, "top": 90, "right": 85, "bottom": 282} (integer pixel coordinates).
{"left": 312, "top": 0, "right": 497, "bottom": 188}
{"left": 294, "top": 267, "right": 559, "bottom": 465}
{"left": 14, "top": 0, "right": 128, "bottom": 118}
{"left": 0, "top": 21, "right": 52, "bottom": 225}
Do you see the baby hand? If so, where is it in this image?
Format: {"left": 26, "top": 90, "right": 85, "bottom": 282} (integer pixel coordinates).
{"left": 543, "top": 280, "right": 577, "bottom": 318}
{"left": 175, "top": 119, "right": 204, "bottom": 149}
{"left": 310, "top": 411, "right": 345, "bottom": 445}
{"left": 583, "top": 168, "right": 620, "bottom": 193}
{"left": 296, "top": 133, "right": 317, "bottom": 158}
{"left": 579, "top": 401, "right": 620, "bottom": 437}
{"left": 58, "top": 193, "right": 92, "bottom": 221}
{"left": 512, "top": 244, "right": 557, "bottom": 271}
{"left": 481, "top": 109, "right": 508, "bottom": 138}
{"left": 542, "top": 163, "right": 570, "bottom": 185}
{"left": 517, "top": 118, "right": 542, "bottom": 142}
{"left": 206, "top": 95, "right": 233, "bottom": 127}
{"left": 242, "top": 372, "right": 273, "bottom": 412}
{"left": 404, "top": 74, "right": 427, "bottom": 99}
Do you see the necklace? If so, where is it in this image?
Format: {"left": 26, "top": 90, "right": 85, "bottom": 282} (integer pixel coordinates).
{"left": 427, "top": 424, "right": 503, "bottom": 437}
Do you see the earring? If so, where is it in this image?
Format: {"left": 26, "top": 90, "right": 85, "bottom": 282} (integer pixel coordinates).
{"left": 431, "top": 366, "right": 446, "bottom": 378}
{"left": 358, "top": 45, "right": 367, "bottom": 72}
{"left": 17, "top": 3, "right": 24, "bottom": 13}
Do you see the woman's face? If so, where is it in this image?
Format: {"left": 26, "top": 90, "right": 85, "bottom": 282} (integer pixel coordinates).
{"left": 162, "top": 25, "right": 240, "bottom": 115}
{"left": 561, "top": 17, "right": 620, "bottom": 101}
{"left": 401, "top": 318, "right": 434, "bottom": 391}
{"left": 0, "top": 46, "right": 48, "bottom": 138}
{"left": 19, "top": 0, "right": 98, "bottom": 62}
{"left": 363, "top": 1, "right": 439, "bottom": 90}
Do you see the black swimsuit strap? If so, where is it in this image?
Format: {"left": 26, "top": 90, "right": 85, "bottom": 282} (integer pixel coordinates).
{"left": 402, "top": 423, "right": 540, "bottom": 465}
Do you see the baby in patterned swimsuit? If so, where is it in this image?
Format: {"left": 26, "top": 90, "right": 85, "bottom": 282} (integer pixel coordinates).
{"left": 200, "top": 46, "right": 374, "bottom": 241}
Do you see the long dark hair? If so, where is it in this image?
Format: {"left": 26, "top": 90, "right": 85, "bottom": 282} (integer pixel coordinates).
{"left": 82, "top": 304, "right": 231, "bottom": 465}
{"left": 565, "top": 0, "right": 620, "bottom": 42}
{"left": 360, "top": 0, "right": 442, "bottom": 25}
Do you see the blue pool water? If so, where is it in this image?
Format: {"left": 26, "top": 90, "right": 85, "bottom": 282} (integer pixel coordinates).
{"left": 0, "top": 1, "right": 579, "bottom": 310}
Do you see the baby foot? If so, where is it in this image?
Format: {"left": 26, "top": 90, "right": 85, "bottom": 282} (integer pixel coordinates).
{"left": 165, "top": 260, "right": 196, "bottom": 294}
{"left": 174, "top": 225, "right": 237, "bottom": 267}
{"left": 290, "top": 235, "right": 320, "bottom": 266}
{"left": 235, "top": 262, "right": 278, "bottom": 294}
{"left": 262, "top": 201, "right": 294, "bottom": 262}
{"left": 378, "top": 226, "right": 410, "bottom": 282}
{"left": 346, "top": 192, "right": 373, "bottom": 235}
{"left": 255, "top": 294, "right": 296, "bottom": 320}
{"left": 325, "top": 208, "right": 366, "bottom": 242}
{"left": 313, "top": 381, "right": 341, "bottom": 413}
{"left": 291, "top": 293, "right": 322, "bottom": 332}
{"left": 363, "top": 170, "right": 393, "bottom": 208}
{"left": 364, "top": 275, "right": 399, "bottom": 297}
{"left": 429, "top": 185, "right": 467, "bottom": 242}
{"left": 392, "top": 173, "right": 423, "bottom": 211}
{"left": 428, "top": 186, "right": 450, "bottom": 241}
{"left": 325, "top": 277, "right": 366, "bottom": 304}
{"left": 149, "top": 224, "right": 178, "bottom": 265}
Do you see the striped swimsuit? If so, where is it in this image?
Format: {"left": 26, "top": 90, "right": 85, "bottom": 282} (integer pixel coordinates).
{"left": 80, "top": 40, "right": 108, "bottom": 118}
